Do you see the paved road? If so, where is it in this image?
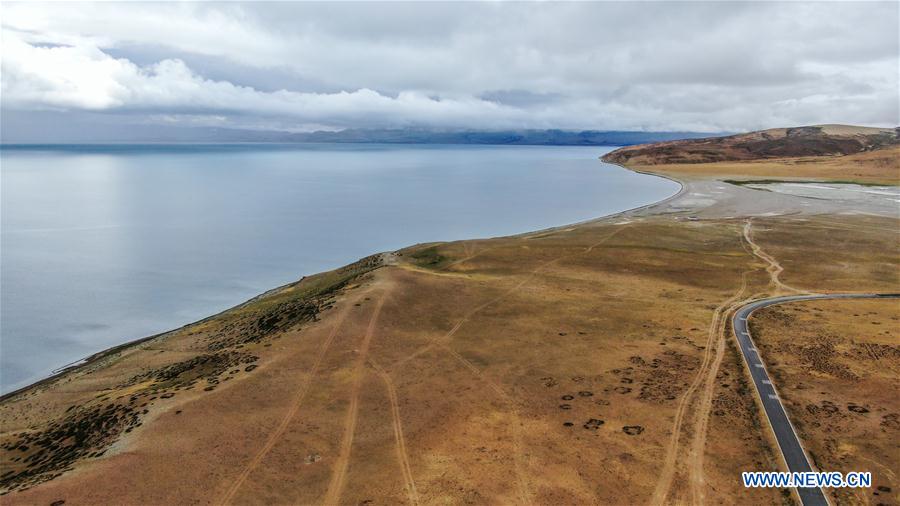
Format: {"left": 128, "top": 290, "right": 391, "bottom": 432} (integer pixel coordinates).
{"left": 732, "top": 293, "right": 900, "bottom": 506}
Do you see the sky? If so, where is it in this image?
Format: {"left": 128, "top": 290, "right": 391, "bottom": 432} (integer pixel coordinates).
{"left": 1, "top": 1, "right": 898, "bottom": 138}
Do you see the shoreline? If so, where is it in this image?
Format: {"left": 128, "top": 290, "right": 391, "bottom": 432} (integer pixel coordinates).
{"left": 0, "top": 157, "right": 686, "bottom": 402}
{"left": 4, "top": 127, "right": 896, "bottom": 504}
{"left": 502, "top": 159, "right": 686, "bottom": 240}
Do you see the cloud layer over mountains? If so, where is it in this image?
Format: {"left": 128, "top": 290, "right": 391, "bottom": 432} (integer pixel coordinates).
{"left": 2, "top": 1, "right": 898, "bottom": 135}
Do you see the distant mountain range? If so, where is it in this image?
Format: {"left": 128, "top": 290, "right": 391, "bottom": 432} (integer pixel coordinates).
{"left": 0, "top": 113, "right": 720, "bottom": 146}
{"left": 275, "top": 128, "right": 719, "bottom": 146}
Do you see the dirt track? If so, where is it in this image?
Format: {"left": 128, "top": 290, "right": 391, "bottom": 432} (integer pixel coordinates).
{"left": 324, "top": 292, "right": 388, "bottom": 506}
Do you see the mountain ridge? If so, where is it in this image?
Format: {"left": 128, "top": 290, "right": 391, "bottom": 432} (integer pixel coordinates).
{"left": 0, "top": 116, "right": 720, "bottom": 146}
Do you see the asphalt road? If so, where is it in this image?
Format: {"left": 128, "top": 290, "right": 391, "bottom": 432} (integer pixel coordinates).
{"left": 732, "top": 293, "right": 900, "bottom": 506}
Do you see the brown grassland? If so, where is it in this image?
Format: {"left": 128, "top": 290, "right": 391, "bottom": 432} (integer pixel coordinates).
{"left": 1, "top": 130, "right": 897, "bottom": 505}
{"left": 750, "top": 299, "right": 900, "bottom": 506}
{"left": 627, "top": 145, "right": 900, "bottom": 186}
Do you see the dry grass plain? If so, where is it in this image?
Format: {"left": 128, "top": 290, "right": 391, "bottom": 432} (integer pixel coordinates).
{"left": 628, "top": 145, "right": 900, "bottom": 185}
{"left": 1, "top": 143, "right": 898, "bottom": 505}
{"left": 750, "top": 299, "right": 900, "bottom": 506}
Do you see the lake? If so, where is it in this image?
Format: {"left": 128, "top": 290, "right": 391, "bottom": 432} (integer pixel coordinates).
{"left": 0, "top": 144, "right": 678, "bottom": 393}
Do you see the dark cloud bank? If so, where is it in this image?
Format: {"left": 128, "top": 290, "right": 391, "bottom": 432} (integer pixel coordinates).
{"left": 2, "top": 2, "right": 898, "bottom": 142}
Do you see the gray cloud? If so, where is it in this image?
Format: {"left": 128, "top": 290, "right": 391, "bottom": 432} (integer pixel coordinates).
{"left": 1, "top": 1, "right": 897, "bottom": 135}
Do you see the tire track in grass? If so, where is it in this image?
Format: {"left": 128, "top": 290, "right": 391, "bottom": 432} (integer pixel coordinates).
{"left": 217, "top": 299, "right": 356, "bottom": 506}
{"left": 323, "top": 294, "right": 387, "bottom": 506}
{"left": 389, "top": 227, "right": 630, "bottom": 504}
{"left": 369, "top": 357, "right": 419, "bottom": 505}
{"left": 650, "top": 223, "right": 752, "bottom": 505}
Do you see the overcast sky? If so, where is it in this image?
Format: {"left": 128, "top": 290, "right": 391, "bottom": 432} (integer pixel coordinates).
{"left": 2, "top": 1, "right": 898, "bottom": 136}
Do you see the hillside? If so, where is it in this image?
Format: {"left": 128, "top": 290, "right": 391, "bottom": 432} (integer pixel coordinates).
{"left": 603, "top": 125, "right": 899, "bottom": 165}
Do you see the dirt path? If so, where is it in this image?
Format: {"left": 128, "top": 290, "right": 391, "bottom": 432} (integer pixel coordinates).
{"left": 323, "top": 294, "right": 387, "bottom": 506}
{"left": 390, "top": 227, "right": 628, "bottom": 373}
{"left": 677, "top": 220, "right": 808, "bottom": 505}
{"left": 369, "top": 358, "right": 420, "bottom": 506}
{"left": 383, "top": 226, "right": 631, "bottom": 505}
{"left": 440, "top": 241, "right": 496, "bottom": 272}
{"left": 743, "top": 220, "right": 804, "bottom": 294}
{"left": 685, "top": 275, "right": 756, "bottom": 505}
{"left": 650, "top": 242, "right": 752, "bottom": 504}
{"left": 390, "top": 250, "right": 570, "bottom": 371}
{"left": 216, "top": 299, "right": 356, "bottom": 506}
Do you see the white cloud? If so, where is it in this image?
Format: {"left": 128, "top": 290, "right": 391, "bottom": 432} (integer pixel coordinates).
{"left": 2, "top": 29, "right": 539, "bottom": 130}
{"left": 1, "top": 1, "right": 897, "bottom": 133}
{"left": 2, "top": 33, "right": 131, "bottom": 109}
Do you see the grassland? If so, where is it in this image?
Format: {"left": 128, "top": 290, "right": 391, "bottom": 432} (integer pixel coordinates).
{"left": 626, "top": 145, "right": 900, "bottom": 186}
{"left": 1, "top": 131, "right": 897, "bottom": 505}
{"left": 750, "top": 299, "right": 900, "bottom": 505}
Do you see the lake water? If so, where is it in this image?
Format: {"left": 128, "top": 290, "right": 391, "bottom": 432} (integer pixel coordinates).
{"left": 0, "top": 144, "right": 678, "bottom": 393}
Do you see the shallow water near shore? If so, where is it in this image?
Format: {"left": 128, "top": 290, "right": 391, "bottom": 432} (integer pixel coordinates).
{"left": 1, "top": 143, "right": 678, "bottom": 393}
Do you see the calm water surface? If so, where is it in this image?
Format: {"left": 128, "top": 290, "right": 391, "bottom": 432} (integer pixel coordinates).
{"left": 1, "top": 144, "right": 678, "bottom": 392}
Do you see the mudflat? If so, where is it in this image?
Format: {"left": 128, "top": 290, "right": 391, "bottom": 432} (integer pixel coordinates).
{"left": 1, "top": 126, "right": 898, "bottom": 505}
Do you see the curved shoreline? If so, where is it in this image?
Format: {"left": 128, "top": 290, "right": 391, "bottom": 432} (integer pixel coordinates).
{"left": 1, "top": 156, "right": 685, "bottom": 401}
